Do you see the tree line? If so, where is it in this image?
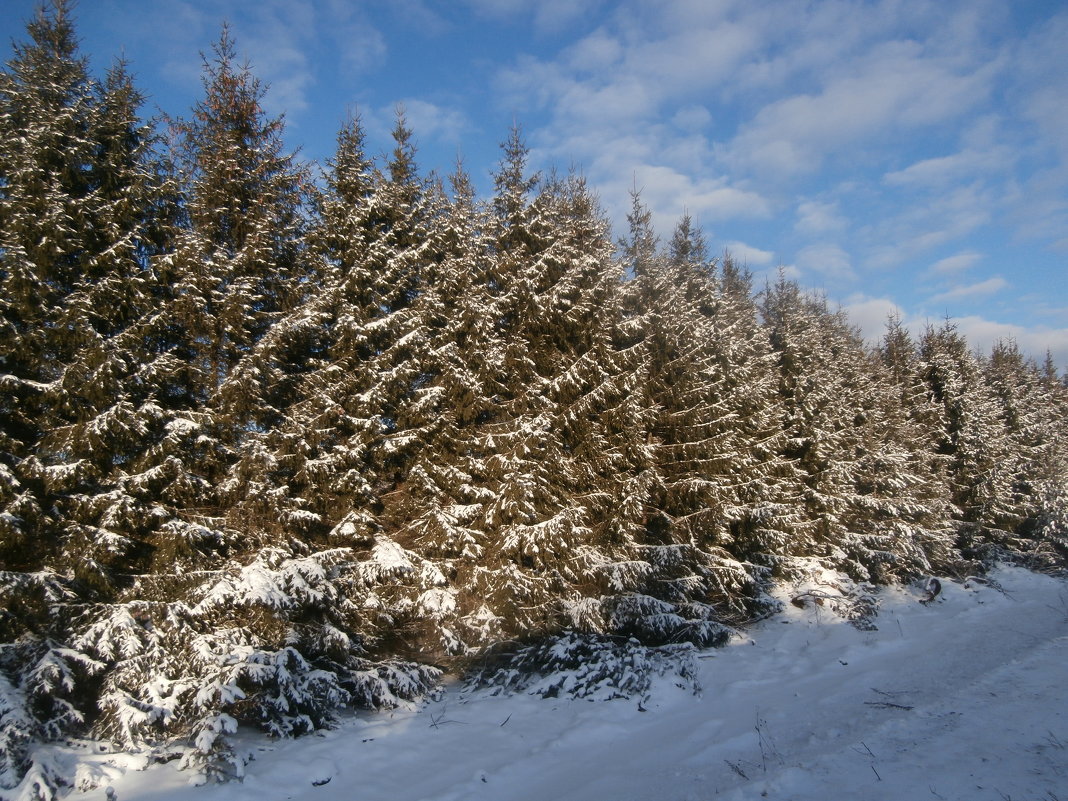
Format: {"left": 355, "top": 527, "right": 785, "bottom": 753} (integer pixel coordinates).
{"left": 2, "top": 2, "right": 1066, "bottom": 793}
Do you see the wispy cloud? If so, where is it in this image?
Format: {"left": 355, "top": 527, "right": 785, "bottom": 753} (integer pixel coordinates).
{"left": 725, "top": 240, "right": 774, "bottom": 266}
{"left": 796, "top": 243, "right": 855, "bottom": 283}
{"left": 722, "top": 40, "right": 998, "bottom": 177}
{"left": 928, "top": 251, "right": 983, "bottom": 276}
{"left": 864, "top": 183, "right": 994, "bottom": 269}
{"left": 884, "top": 147, "right": 1014, "bottom": 188}
{"left": 464, "top": 0, "right": 605, "bottom": 33}
{"left": 794, "top": 199, "right": 846, "bottom": 236}
{"left": 928, "top": 276, "right": 1008, "bottom": 305}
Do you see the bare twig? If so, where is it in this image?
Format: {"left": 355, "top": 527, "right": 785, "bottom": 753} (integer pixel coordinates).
{"left": 755, "top": 716, "right": 782, "bottom": 772}
{"left": 724, "top": 760, "right": 749, "bottom": 780}
{"left": 871, "top": 688, "right": 911, "bottom": 698}
{"left": 428, "top": 704, "right": 467, "bottom": 729}
{"left": 851, "top": 742, "right": 877, "bottom": 759}
{"left": 865, "top": 701, "right": 914, "bottom": 710}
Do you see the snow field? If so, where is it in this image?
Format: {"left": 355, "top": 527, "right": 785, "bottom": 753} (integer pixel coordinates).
{"left": 70, "top": 566, "right": 1067, "bottom": 801}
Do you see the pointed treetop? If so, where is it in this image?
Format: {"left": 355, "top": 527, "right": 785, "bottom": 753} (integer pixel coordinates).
{"left": 22, "top": 0, "right": 80, "bottom": 62}
{"left": 720, "top": 251, "right": 754, "bottom": 300}
{"left": 669, "top": 213, "right": 708, "bottom": 269}
{"left": 327, "top": 110, "right": 374, "bottom": 205}
{"left": 492, "top": 123, "right": 538, "bottom": 223}
{"left": 448, "top": 154, "right": 476, "bottom": 209}
{"left": 388, "top": 104, "right": 418, "bottom": 188}
{"left": 619, "top": 187, "right": 658, "bottom": 278}
{"left": 4, "top": 0, "right": 89, "bottom": 117}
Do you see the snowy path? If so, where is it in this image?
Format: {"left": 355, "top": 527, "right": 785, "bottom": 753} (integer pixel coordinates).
{"left": 78, "top": 567, "right": 1068, "bottom": 801}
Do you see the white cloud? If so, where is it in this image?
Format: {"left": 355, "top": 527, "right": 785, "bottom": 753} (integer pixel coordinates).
{"left": 953, "top": 316, "right": 1068, "bottom": 369}
{"left": 795, "top": 243, "right": 855, "bottom": 283}
{"left": 463, "top": 0, "right": 603, "bottom": 32}
{"left": 928, "top": 251, "right": 982, "bottom": 276}
{"left": 864, "top": 183, "right": 994, "bottom": 269}
{"left": 884, "top": 147, "right": 1013, "bottom": 188}
{"left": 399, "top": 100, "right": 469, "bottom": 144}
{"left": 724, "top": 240, "right": 774, "bottom": 266}
{"left": 612, "top": 164, "right": 770, "bottom": 226}
{"left": 842, "top": 294, "right": 903, "bottom": 343}
{"left": 672, "top": 104, "right": 712, "bottom": 132}
{"left": 386, "top": 0, "right": 450, "bottom": 37}
{"left": 564, "top": 29, "right": 624, "bottom": 72}
{"left": 927, "top": 276, "right": 1008, "bottom": 305}
{"left": 723, "top": 40, "right": 998, "bottom": 176}
{"left": 1014, "top": 11, "right": 1068, "bottom": 163}
{"left": 794, "top": 199, "right": 846, "bottom": 235}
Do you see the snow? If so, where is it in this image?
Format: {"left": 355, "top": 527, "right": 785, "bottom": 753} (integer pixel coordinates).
{"left": 54, "top": 566, "right": 1068, "bottom": 801}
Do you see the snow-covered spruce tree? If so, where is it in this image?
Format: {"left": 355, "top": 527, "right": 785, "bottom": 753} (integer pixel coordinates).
{"left": 677, "top": 245, "right": 796, "bottom": 580}
{"left": 873, "top": 314, "right": 959, "bottom": 574}
{"left": 222, "top": 109, "right": 442, "bottom": 551}
{"left": 379, "top": 163, "right": 502, "bottom": 660}
{"left": 114, "top": 25, "right": 317, "bottom": 576}
{"left": 0, "top": 0, "right": 109, "bottom": 578}
{"left": 918, "top": 321, "right": 1021, "bottom": 559}
{"left": 609, "top": 200, "right": 784, "bottom": 640}
{"left": 37, "top": 57, "right": 189, "bottom": 599}
{"left": 215, "top": 110, "right": 460, "bottom": 690}
{"left": 983, "top": 340, "right": 1068, "bottom": 565}
{"left": 218, "top": 112, "right": 379, "bottom": 548}
{"left": 761, "top": 277, "right": 953, "bottom": 581}
{"left": 451, "top": 138, "right": 748, "bottom": 651}
{"left": 173, "top": 26, "right": 311, "bottom": 417}
{"left": 443, "top": 132, "right": 599, "bottom": 645}
{"left": 518, "top": 173, "right": 728, "bottom": 646}
{"left": 1029, "top": 355, "right": 1068, "bottom": 566}
{"left": 0, "top": 5, "right": 188, "bottom": 793}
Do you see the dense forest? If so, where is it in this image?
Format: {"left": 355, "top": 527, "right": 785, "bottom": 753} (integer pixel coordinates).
{"left": 2, "top": 3, "right": 1067, "bottom": 796}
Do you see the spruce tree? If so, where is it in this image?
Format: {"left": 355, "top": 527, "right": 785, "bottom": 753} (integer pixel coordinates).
{"left": 0, "top": 0, "right": 101, "bottom": 574}
{"left": 175, "top": 26, "right": 310, "bottom": 412}
{"left": 0, "top": 3, "right": 177, "bottom": 792}
{"left": 918, "top": 321, "right": 1018, "bottom": 550}
{"left": 761, "top": 277, "right": 948, "bottom": 580}
{"left": 984, "top": 340, "right": 1068, "bottom": 564}
{"left": 616, "top": 205, "right": 785, "bottom": 634}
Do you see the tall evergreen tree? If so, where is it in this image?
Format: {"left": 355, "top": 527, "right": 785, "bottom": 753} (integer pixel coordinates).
{"left": 0, "top": 3, "right": 179, "bottom": 793}
{"left": 762, "top": 278, "right": 950, "bottom": 580}
{"left": 0, "top": 0, "right": 103, "bottom": 573}
{"left": 918, "top": 321, "right": 1018, "bottom": 548}
{"left": 983, "top": 340, "right": 1068, "bottom": 562}
{"left": 175, "top": 26, "right": 310, "bottom": 412}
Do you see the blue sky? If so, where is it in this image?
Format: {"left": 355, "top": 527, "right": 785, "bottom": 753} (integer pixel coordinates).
{"left": 4, "top": 0, "right": 1067, "bottom": 367}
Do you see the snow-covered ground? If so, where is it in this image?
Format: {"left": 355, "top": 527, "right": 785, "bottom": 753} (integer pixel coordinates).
{"left": 67, "top": 566, "right": 1068, "bottom": 801}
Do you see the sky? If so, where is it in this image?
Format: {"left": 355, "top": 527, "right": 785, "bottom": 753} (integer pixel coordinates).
{"left": 3, "top": 0, "right": 1067, "bottom": 368}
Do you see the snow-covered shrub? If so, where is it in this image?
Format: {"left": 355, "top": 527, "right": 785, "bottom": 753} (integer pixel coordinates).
{"left": 578, "top": 542, "right": 775, "bottom": 648}
{"left": 1023, "top": 475, "right": 1068, "bottom": 572}
{"left": 75, "top": 546, "right": 443, "bottom": 784}
{"left": 780, "top": 558, "right": 880, "bottom": 630}
{"left": 0, "top": 635, "right": 102, "bottom": 800}
{"left": 468, "top": 631, "right": 701, "bottom": 701}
